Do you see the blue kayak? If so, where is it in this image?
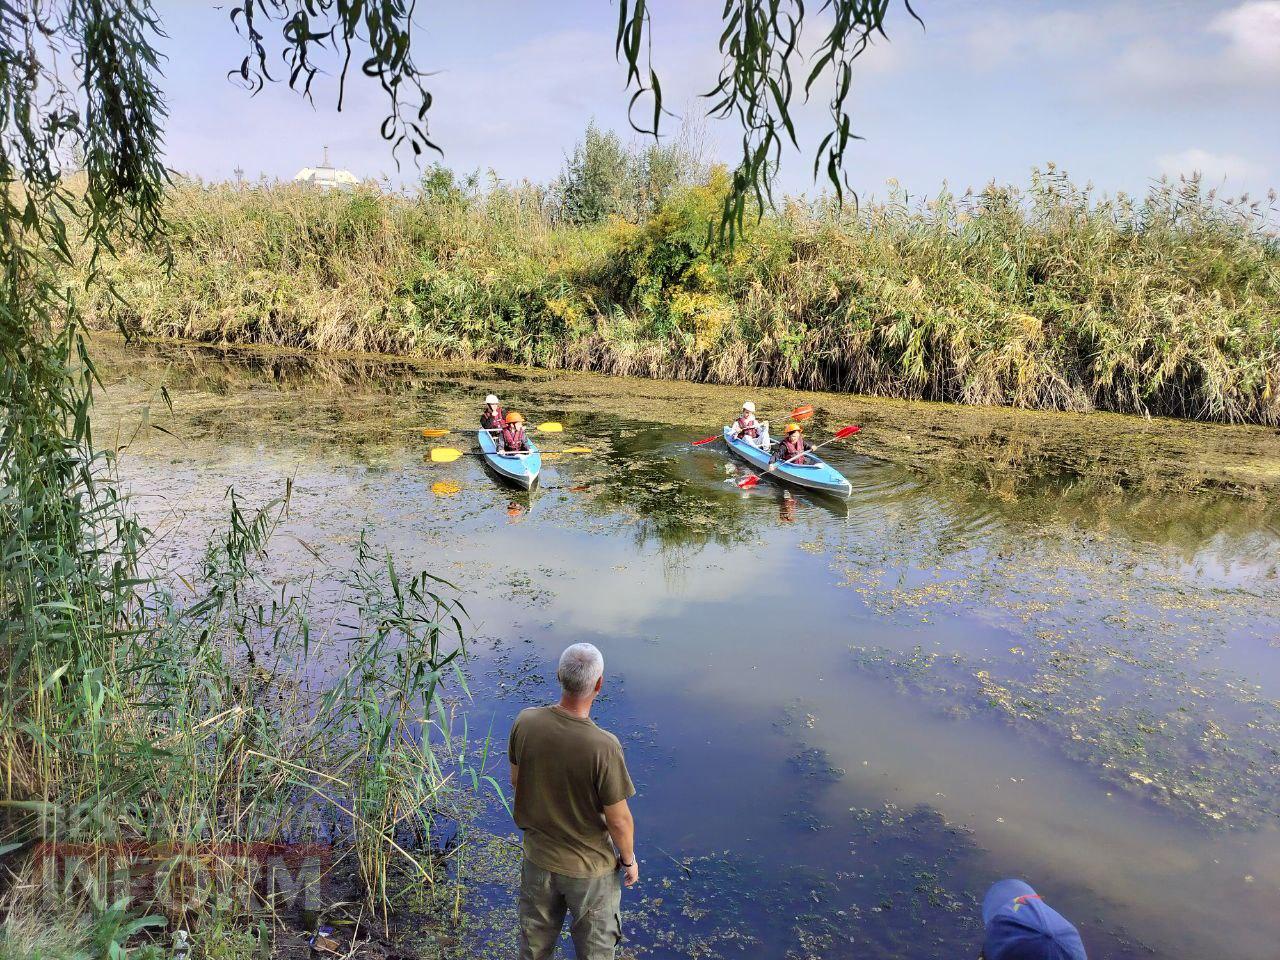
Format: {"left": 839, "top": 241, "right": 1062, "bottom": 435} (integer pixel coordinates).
{"left": 723, "top": 426, "right": 852, "bottom": 498}
{"left": 477, "top": 429, "right": 541, "bottom": 490}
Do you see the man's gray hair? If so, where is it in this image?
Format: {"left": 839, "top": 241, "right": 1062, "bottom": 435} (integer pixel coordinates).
{"left": 557, "top": 643, "right": 604, "bottom": 695}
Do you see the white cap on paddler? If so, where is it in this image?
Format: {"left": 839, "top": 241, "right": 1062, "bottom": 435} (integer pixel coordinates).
{"left": 485, "top": 394, "right": 500, "bottom": 405}
{"left": 742, "top": 401, "right": 756, "bottom": 413}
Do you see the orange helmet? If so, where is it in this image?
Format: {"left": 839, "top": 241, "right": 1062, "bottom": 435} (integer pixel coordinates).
{"left": 785, "top": 422, "right": 802, "bottom": 434}
{"left": 504, "top": 411, "right": 525, "bottom": 424}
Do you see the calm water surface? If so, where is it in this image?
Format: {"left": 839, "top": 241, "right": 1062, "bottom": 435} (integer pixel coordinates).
{"left": 94, "top": 342, "right": 1280, "bottom": 960}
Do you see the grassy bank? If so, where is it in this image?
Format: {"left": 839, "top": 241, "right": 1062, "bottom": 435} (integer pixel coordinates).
{"left": 1, "top": 362, "right": 494, "bottom": 956}
{"left": 83, "top": 166, "right": 1280, "bottom": 425}
{"left": 1, "top": 473, "right": 493, "bottom": 952}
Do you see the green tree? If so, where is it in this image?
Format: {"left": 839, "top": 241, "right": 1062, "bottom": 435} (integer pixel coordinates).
{"left": 552, "top": 120, "right": 704, "bottom": 225}
{"left": 554, "top": 121, "right": 637, "bottom": 224}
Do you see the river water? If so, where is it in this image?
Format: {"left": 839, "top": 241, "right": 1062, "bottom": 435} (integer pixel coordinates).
{"left": 93, "top": 340, "right": 1280, "bottom": 960}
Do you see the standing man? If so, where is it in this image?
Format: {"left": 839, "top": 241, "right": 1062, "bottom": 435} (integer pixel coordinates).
{"left": 509, "top": 643, "right": 638, "bottom": 960}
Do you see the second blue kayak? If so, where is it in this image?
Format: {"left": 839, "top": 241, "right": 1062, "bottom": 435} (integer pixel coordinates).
{"left": 722, "top": 426, "right": 852, "bottom": 498}
{"left": 477, "top": 429, "right": 541, "bottom": 489}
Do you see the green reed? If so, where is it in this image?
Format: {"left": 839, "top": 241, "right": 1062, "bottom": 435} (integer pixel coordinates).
{"left": 1, "top": 452, "right": 493, "bottom": 953}
{"left": 83, "top": 165, "right": 1279, "bottom": 426}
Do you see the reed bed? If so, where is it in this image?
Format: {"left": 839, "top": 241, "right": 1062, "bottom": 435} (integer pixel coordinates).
{"left": 84, "top": 166, "right": 1280, "bottom": 426}
{"left": 0, "top": 444, "right": 493, "bottom": 953}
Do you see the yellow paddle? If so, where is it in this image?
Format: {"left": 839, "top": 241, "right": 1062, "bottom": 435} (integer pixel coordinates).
{"left": 429, "top": 444, "right": 590, "bottom": 463}
{"left": 421, "top": 422, "right": 562, "bottom": 438}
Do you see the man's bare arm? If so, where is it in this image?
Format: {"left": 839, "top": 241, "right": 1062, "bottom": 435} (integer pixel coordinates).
{"left": 603, "top": 798, "right": 638, "bottom": 886}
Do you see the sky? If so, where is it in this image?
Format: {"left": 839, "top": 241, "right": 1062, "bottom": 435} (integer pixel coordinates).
{"left": 155, "top": 0, "right": 1280, "bottom": 203}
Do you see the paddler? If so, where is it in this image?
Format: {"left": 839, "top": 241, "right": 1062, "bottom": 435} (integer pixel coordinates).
{"left": 500, "top": 411, "right": 529, "bottom": 452}
{"left": 481, "top": 394, "right": 505, "bottom": 431}
{"left": 730, "top": 401, "right": 766, "bottom": 448}
{"left": 770, "top": 422, "right": 814, "bottom": 467}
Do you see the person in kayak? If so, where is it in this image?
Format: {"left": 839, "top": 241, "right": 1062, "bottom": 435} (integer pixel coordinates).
{"left": 730, "top": 401, "right": 767, "bottom": 448}
{"left": 500, "top": 411, "right": 530, "bottom": 452}
{"left": 481, "top": 394, "right": 506, "bottom": 431}
{"left": 770, "top": 422, "right": 814, "bottom": 467}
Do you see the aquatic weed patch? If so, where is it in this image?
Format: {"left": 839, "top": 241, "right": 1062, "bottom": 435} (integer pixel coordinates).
{"left": 850, "top": 630, "right": 1280, "bottom": 829}
{"left": 811, "top": 472, "right": 1280, "bottom": 829}
{"left": 774, "top": 804, "right": 982, "bottom": 960}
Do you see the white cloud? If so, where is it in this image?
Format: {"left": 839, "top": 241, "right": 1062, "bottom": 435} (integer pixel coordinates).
{"left": 1157, "top": 147, "right": 1266, "bottom": 183}
{"left": 1109, "top": 0, "right": 1280, "bottom": 100}
{"left": 965, "top": 9, "right": 1103, "bottom": 68}
{"left": 1210, "top": 1, "right": 1280, "bottom": 72}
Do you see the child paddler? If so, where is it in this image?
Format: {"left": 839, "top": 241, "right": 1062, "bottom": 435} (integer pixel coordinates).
{"left": 481, "top": 394, "right": 505, "bottom": 431}
{"left": 500, "top": 411, "right": 529, "bottom": 452}
{"left": 730, "top": 401, "right": 766, "bottom": 448}
{"left": 770, "top": 422, "right": 814, "bottom": 467}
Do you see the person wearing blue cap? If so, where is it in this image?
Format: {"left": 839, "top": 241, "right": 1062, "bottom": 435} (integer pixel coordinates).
{"left": 982, "top": 879, "right": 1088, "bottom": 960}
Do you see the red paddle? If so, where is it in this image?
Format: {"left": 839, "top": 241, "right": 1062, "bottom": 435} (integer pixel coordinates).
{"left": 737, "top": 425, "right": 861, "bottom": 489}
{"left": 691, "top": 405, "right": 815, "bottom": 446}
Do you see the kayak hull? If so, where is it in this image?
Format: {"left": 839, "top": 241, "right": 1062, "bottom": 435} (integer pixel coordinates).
{"left": 478, "top": 429, "right": 541, "bottom": 490}
{"left": 722, "top": 426, "right": 852, "bottom": 498}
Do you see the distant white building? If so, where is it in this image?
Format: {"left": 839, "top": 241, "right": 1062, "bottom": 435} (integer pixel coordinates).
{"left": 293, "top": 147, "right": 359, "bottom": 190}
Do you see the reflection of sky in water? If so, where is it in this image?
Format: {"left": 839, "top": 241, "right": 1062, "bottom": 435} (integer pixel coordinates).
{"left": 98, "top": 344, "right": 1280, "bottom": 960}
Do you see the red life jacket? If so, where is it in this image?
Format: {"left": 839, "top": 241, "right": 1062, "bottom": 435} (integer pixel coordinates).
{"left": 778, "top": 435, "right": 810, "bottom": 461}
{"left": 481, "top": 406, "right": 505, "bottom": 430}
{"left": 735, "top": 414, "right": 760, "bottom": 439}
{"left": 500, "top": 423, "right": 528, "bottom": 452}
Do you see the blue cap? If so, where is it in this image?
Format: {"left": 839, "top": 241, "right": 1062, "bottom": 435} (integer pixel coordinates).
{"left": 982, "top": 879, "right": 1087, "bottom": 960}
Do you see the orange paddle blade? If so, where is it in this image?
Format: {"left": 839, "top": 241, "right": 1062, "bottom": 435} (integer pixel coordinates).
{"left": 791, "top": 405, "right": 815, "bottom": 421}
{"left": 420, "top": 428, "right": 450, "bottom": 438}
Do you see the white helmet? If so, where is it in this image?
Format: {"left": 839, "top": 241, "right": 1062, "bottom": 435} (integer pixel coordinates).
{"left": 742, "top": 401, "right": 756, "bottom": 413}
{"left": 485, "top": 394, "right": 500, "bottom": 405}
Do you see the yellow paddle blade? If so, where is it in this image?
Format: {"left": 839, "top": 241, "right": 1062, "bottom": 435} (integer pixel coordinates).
{"left": 420, "top": 428, "right": 450, "bottom": 438}
{"left": 561, "top": 446, "right": 592, "bottom": 454}
{"left": 429, "top": 448, "right": 464, "bottom": 463}
{"left": 536, "top": 422, "right": 564, "bottom": 433}
{"left": 431, "top": 480, "right": 461, "bottom": 496}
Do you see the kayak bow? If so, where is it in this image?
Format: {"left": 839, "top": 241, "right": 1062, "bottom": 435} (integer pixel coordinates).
{"left": 477, "top": 428, "right": 541, "bottom": 490}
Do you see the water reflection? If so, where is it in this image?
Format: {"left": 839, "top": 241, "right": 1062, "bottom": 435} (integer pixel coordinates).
{"left": 91, "top": 338, "right": 1280, "bottom": 960}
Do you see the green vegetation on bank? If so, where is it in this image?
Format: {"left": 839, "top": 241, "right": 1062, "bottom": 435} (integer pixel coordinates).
{"left": 2, "top": 7, "right": 495, "bottom": 955}
{"left": 86, "top": 142, "right": 1280, "bottom": 426}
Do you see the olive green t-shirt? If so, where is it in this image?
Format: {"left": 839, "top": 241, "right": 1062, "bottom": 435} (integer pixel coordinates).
{"left": 508, "top": 705, "right": 636, "bottom": 878}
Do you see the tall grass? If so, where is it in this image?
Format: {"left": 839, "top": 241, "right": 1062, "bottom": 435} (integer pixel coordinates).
{"left": 85, "top": 166, "right": 1280, "bottom": 425}
{"left": 1, "top": 445, "right": 493, "bottom": 949}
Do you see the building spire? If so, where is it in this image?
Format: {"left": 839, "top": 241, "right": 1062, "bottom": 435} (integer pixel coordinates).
{"left": 322, "top": 144, "right": 330, "bottom": 168}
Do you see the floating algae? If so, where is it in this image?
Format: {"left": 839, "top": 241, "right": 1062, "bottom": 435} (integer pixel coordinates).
{"left": 89, "top": 337, "right": 1280, "bottom": 959}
